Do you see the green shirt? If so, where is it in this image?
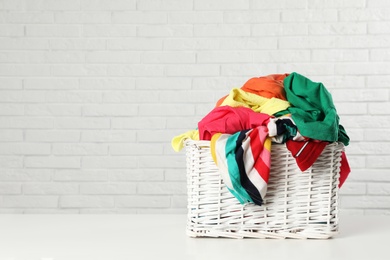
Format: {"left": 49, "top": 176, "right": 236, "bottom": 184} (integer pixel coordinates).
{"left": 283, "top": 72, "right": 349, "bottom": 146}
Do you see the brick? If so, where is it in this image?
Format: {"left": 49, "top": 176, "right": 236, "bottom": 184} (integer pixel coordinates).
{"left": 25, "top": 156, "right": 80, "bottom": 169}
{"left": 252, "top": 0, "right": 307, "bottom": 9}
{"left": 1, "top": 196, "right": 58, "bottom": 208}
{"left": 221, "top": 64, "right": 278, "bottom": 76}
{"left": 368, "top": 102, "right": 390, "bottom": 115}
{"left": 85, "top": 51, "right": 140, "bottom": 63}
{"left": 335, "top": 63, "right": 390, "bottom": 75}
{"left": 136, "top": 77, "right": 191, "bottom": 90}
{"left": 169, "top": 11, "right": 222, "bottom": 23}
{"left": 0, "top": 130, "right": 23, "bottom": 142}
{"left": 165, "top": 64, "right": 220, "bottom": 76}
{"left": 365, "top": 129, "right": 390, "bottom": 141}
{"left": 138, "top": 182, "right": 186, "bottom": 195}
{"left": 171, "top": 195, "right": 186, "bottom": 208}
{"left": 163, "top": 38, "right": 219, "bottom": 50}
{"left": 109, "top": 169, "right": 164, "bottom": 181}
{"left": 309, "top": 23, "right": 366, "bottom": 35}
{"left": 194, "top": 24, "right": 250, "bottom": 37}
{"left": 137, "top": 0, "right": 193, "bottom": 10}
{"left": 110, "top": 143, "right": 163, "bottom": 155}
{"left": 312, "top": 49, "right": 369, "bottom": 62}
{"left": 368, "top": 183, "right": 390, "bottom": 195}
{"left": 141, "top": 51, "right": 195, "bottom": 64}
{"left": 116, "top": 195, "right": 170, "bottom": 208}
{"left": 159, "top": 90, "right": 216, "bottom": 103}
{"left": 80, "top": 183, "right": 136, "bottom": 195}
{"left": 25, "top": 0, "right": 80, "bottom": 10}
{"left": 332, "top": 89, "right": 389, "bottom": 102}
{"left": 0, "top": 144, "right": 51, "bottom": 155}
{"left": 138, "top": 104, "right": 195, "bottom": 116}
{"left": 44, "top": 91, "right": 102, "bottom": 103}
{"left": 339, "top": 182, "right": 366, "bottom": 195}
{"left": 0, "top": 169, "right": 52, "bottom": 182}
{"left": 60, "top": 196, "right": 114, "bottom": 208}
{"left": 349, "top": 169, "right": 390, "bottom": 182}
{"left": 107, "top": 38, "right": 162, "bottom": 50}
{"left": 50, "top": 39, "right": 105, "bottom": 50}
{"left": 253, "top": 50, "right": 310, "bottom": 63}
{"left": 165, "top": 169, "right": 186, "bottom": 181}
{"left": 0, "top": 78, "right": 22, "bottom": 90}
{"left": 102, "top": 91, "right": 159, "bottom": 103}
{"left": 54, "top": 170, "right": 107, "bottom": 182}
{"left": 0, "top": 183, "right": 22, "bottom": 194}
{"left": 137, "top": 155, "right": 185, "bottom": 168}
{"left": 51, "top": 65, "right": 107, "bottom": 76}
{"left": 278, "top": 63, "right": 334, "bottom": 76}
{"left": 197, "top": 51, "right": 252, "bottom": 63}
{"left": 309, "top": 0, "right": 365, "bottom": 8}
{"left": 26, "top": 25, "right": 81, "bottom": 37}
{"left": 112, "top": 11, "right": 167, "bottom": 24}
{"left": 0, "top": 38, "right": 49, "bottom": 50}
{"left": 371, "top": 50, "right": 390, "bottom": 61}
{"left": 336, "top": 102, "right": 367, "bottom": 115}
{"left": 25, "top": 104, "right": 82, "bottom": 116}
{"left": 4, "top": 12, "right": 54, "bottom": 23}
{"left": 367, "top": 156, "right": 390, "bottom": 168}
{"left": 80, "top": 130, "right": 136, "bottom": 143}
{"left": 0, "top": 24, "right": 24, "bottom": 37}
{"left": 82, "top": 156, "right": 137, "bottom": 169}
{"left": 0, "top": 104, "right": 24, "bottom": 115}
{"left": 340, "top": 195, "right": 390, "bottom": 209}
{"left": 137, "top": 25, "right": 192, "bottom": 37}
{"left": 83, "top": 25, "right": 136, "bottom": 37}
{"left": 107, "top": 65, "right": 164, "bottom": 77}
{"left": 80, "top": 78, "right": 135, "bottom": 90}
{"left": 24, "top": 78, "right": 79, "bottom": 90}
{"left": 0, "top": 117, "right": 53, "bottom": 129}
{"left": 23, "top": 183, "right": 79, "bottom": 195}
{"left": 252, "top": 23, "right": 308, "bottom": 36}
{"left": 0, "top": 90, "right": 45, "bottom": 103}
{"left": 26, "top": 130, "right": 80, "bottom": 142}
{"left": 339, "top": 9, "right": 390, "bottom": 22}
{"left": 194, "top": 0, "right": 249, "bottom": 10}
{"left": 81, "top": 0, "right": 136, "bottom": 10}
{"left": 55, "top": 12, "right": 111, "bottom": 24}
{"left": 0, "top": 65, "right": 50, "bottom": 76}
{"left": 111, "top": 117, "right": 166, "bottom": 130}
{"left": 53, "top": 144, "right": 108, "bottom": 155}
{"left": 82, "top": 104, "right": 138, "bottom": 116}
{"left": 341, "top": 115, "right": 390, "bottom": 128}
{"left": 281, "top": 10, "right": 338, "bottom": 22}
{"left": 224, "top": 10, "right": 280, "bottom": 23}
{"left": 54, "top": 118, "right": 110, "bottom": 129}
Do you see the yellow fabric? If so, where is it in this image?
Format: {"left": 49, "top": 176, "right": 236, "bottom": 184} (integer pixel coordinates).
{"left": 220, "top": 88, "right": 290, "bottom": 115}
{"left": 171, "top": 129, "right": 199, "bottom": 152}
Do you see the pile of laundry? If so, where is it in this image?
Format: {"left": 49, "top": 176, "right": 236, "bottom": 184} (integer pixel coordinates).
{"left": 172, "top": 72, "right": 350, "bottom": 206}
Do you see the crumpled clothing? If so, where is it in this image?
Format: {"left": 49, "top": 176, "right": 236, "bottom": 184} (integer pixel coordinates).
{"left": 283, "top": 72, "right": 349, "bottom": 146}
{"left": 217, "top": 88, "right": 291, "bottom": 116}
{"left": 242, "top": 73, "right": 289, "bottom": 100}
{"left": 198, "top": 106, "right": 270, "bottom": 141}
{"left": 267, "top": 116, "right": 306, "bottom": 143}
{"left": 171, "top": 129, "right": 199, "bottom": 152}
{"left": 216, "top": 73, "right": 289, "bottom": 106}
{"left": 211, "top": 126, "right": 271, "bottom": 206}
{"left": 286, "top": 140, "right": 328, "bottom": 172}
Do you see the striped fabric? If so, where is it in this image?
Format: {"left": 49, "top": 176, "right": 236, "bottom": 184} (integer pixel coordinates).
{"left": 211, "top": 126, "right": 271, "bottom": 206}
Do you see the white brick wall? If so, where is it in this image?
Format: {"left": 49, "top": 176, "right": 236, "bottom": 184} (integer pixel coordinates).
{"left": 0, "top": 0, "right": 389, "bottom": 214}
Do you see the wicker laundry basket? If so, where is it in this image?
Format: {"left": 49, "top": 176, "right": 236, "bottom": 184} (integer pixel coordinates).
{"left": 185, "top": 140, "right": 343, "bottom": 239}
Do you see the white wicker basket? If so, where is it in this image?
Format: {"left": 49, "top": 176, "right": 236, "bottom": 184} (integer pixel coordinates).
{"left": 185, "top": 140, "right": 343, "bottom": 239}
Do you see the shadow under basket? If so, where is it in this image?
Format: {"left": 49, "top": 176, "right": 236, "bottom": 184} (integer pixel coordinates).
{"left": 185, "top": 140, "right": 343, "bottom": 239}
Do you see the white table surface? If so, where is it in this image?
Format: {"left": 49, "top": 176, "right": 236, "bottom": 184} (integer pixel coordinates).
{"left": 0, "top": 214, "right": 388, "bottom": 260}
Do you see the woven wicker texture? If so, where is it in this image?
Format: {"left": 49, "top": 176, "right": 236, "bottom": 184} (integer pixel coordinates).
{"left": 185, "top": 140, "right": 343, "bottom": 239}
